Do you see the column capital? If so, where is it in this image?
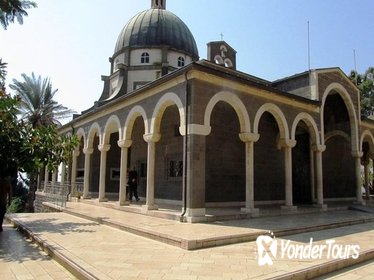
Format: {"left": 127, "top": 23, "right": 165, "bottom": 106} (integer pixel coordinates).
{"left": 239, "top": 132, "right": 260, "bottom": 143}
{"left": 143, "top": 133, "right": 161, "bottom": 143}
{"left": 351, "top": 151, "right": 363, "bottom": 158}
{"left": 179, "top": 124, "right": 211, "bottom": 136}
{"left": 73, "top": 150, "right": 80, "bottom": 157}
{"left": 117, "top": 139, "right": 132, "bottom": 148}
{"left": 278, "top": 138, "right": 297, "bottom": 148}
{"left": 311, "top": 144, "right": 326, "bottom": 152}
{"left": 83, "top": 147, "right": 94, "bottom": 155}
{"left": 98, "top": 144, "right": 111, "bottom": 152}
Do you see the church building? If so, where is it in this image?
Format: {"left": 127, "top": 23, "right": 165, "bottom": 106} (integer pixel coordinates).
{"left": 55, "top": 0, "right": 374, "bottom": 222}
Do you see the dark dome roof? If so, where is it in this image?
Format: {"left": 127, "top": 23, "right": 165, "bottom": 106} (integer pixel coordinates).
{"left": 114, "top": 8, "right": 199, "bottom": 58}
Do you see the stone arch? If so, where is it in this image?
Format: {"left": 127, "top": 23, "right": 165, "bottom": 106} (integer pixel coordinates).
{"left": 204, "top": 91, "right": 250, "bottom": 134}
{"left": 360, "top": 130, "right": 374, "bottom": 154}
{"left": 321, "top": 83, "right": 359, "bottom": 152}
{"left": 291, "top": 113, "right": 320, "bottom": 145}
{"left": 325, "top": 130, "right": 351, "bottom": 143}
{"left": 103, "top": 115, "right": 122, "bottom": 144}
{"left": 253, "top": 103, "right": 289, "bottom": 140}
{"left": 123, "top": 105, "right": 149, "bottom": 140}
{"left": 75, "top": 127, "right": 86, "bottom": 150}
{"left": 87, "top": 122, "right": 102, "bottom": 148}
{"left": 150, "top": 92, "right": 185, "bottom": 134}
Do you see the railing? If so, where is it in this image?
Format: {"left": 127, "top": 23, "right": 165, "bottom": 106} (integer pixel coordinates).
{"left": 70, "top": 182, "right": 84, "bottom": 199}
{"left": 37, "top": 181, "right": 84, "bottom": 208}
{"left": 37, "top": 182, "right": 69, "bottom": 208}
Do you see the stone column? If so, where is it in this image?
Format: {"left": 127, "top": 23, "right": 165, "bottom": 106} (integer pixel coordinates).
{"left": 61, "top": 163, "right": 66, "bottom": 184}
{"left": 312, "top": 144, "right": 327, "bottom": 208}
{"left": 363, "top": 160, "right": 370, "bottom": 200}
{"left": 118, "top": 139, "right": 132, "bottom": 206}
{"left": 239, "top": 132, "right": 260, "bottom": 216}
{"left": 143, "top": 133, "right": 161, "bottom": 210}
{"left": 83, "top": 147, "right": 93, "bottom": 199}
{"left": 352, "top": 151, "right": 364, "bottom": 204}
{"left": 71, "top": 150, "right": 80, "bottom": 195}
{"left": 185, "top": 131, "right": 209, "bottom": 221}
{"left": 51, "top": 171, "right": 57, "bottom": 188}
{"left": 279, "top": 139, "right": 297, "bottom": 211}
{"left": 98, "top": 144, "right": 111, "bottom": 202}
{"left": 43, "top": 168, "right": 49, "bottom": 191}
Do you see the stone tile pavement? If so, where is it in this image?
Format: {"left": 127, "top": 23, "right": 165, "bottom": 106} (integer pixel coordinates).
{"left": 62, "top": 202, "right": 374, "bottom": 250}
{"left": 315, "top": 260, "right": 374, "bottom": 279}
{"left": 0, "top": 221, "right": 76, "bottom": 280}
{"left": 4, "top": 203, "right": 374, "bottom": 279}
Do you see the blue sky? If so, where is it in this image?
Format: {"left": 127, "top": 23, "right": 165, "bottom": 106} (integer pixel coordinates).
{"left": 1, "top": 0, "right": 373, "bottom": 116}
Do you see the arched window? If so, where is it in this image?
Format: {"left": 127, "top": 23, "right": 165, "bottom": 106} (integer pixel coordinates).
{"left": 141, "top": 52, "right": 150, "bottom": 63}
{"left": 178, "top": 56, "right": 185, "bottom": 67}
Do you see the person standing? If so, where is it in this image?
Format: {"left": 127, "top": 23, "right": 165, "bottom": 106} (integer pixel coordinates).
{"left": 128, "top": 168, "right": 139, "bottom": 202}
{"left": 0, "top": 177, "right": 12, "bottom": 232}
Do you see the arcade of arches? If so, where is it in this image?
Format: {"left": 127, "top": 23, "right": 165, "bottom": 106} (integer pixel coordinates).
{"left": 46, "top": 66, "right": 373, "bottom": 221}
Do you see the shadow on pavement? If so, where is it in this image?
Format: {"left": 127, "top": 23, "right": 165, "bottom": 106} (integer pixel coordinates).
{"left": 0, "top": 222, "right": 51, "bottom": 263}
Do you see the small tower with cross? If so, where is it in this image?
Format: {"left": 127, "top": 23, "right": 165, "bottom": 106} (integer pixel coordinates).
{"left": 152, "top": 0, "right": 166, "bottom": 9}
{"left": 207, "top": 39, "right": 237, "bottom": 70}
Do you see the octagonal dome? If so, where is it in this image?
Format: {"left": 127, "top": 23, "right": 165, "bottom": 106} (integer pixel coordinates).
{"left": 114, "top": 8, "right": 199, "bottom": 59}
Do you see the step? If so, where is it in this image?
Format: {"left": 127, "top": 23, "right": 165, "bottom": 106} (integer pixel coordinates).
{"left": 57, "top": 203, "right": 374, "bottom": 250}
{"left": 7, "top": 215, "right": 374, "bottom": 280}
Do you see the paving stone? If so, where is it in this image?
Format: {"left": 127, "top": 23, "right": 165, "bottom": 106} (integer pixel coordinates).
{"left": 3, "top": 203, "right": 374, "bottom": 279}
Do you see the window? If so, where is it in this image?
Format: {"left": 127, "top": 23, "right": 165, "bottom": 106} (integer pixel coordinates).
{"left": 114, "top": 59, "right": 120, "bottom": 71}
{"left": 178, "top": 56, "right": 185, "bottom": 67}
{"left": 110, "top": 168, "right": 120, "bottom": 181}
{"left": 141, "top": 52, "right": 150, "bottom": 63}
{"left": 76, "top": 169, "right": 84, "bottom": 181}
{"left": 169, "top": 160, "right": 183, "bottom": 178}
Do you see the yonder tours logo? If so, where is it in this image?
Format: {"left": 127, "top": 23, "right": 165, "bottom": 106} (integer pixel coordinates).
{"left": 256, "top": 231, "right": 360, "bottom": 266}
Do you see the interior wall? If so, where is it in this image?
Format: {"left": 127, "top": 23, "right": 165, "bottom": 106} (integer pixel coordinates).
{"left": 254, "top": 112, "right": 285, "bottom": 201}
{"left": 205, "top": 102, "right": 245, "bottom": 202}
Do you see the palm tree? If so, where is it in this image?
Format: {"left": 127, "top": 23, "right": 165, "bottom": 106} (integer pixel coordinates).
{"left": 0, "top": 0, "right": 37, "bottom": 30}
{"left": 10, "top": 72, "right": 74, "bottom": 128}
{"left": 0, "top": 59, "right": 7, "bottom": 94}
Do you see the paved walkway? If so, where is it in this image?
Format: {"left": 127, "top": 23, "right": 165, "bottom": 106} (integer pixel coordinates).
{"left": 0, "top": 221, "right": 76, "bottom": 280}
{"left": 4, "top": 203, "right": 374, "bottom": 279}
{"left": 316, "top": 260, "right": 373, "bottom": 279}
{"left": 62, "top": 202, "right": 374, "bottom": 249}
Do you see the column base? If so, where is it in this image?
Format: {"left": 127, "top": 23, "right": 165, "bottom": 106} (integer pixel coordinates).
{"left": 281, "top": 205, "right": 298, "bottom": 211}
{"left": 142, "top": 204, "right": 158, "bottom": 211}
{"left": 118, "top": 200, "right": 130, "bottom": 206}
{"left": 82, "top": 195, "right": 91, "bottom": 199}
{"left": 240, "top": 207, "right": 260, "bottom": 217}
{"left": 98, "top": 198, "right": 108, "bottom": 202}
{"left": 183, "top": 208, "right": 206, "bottom": 223}
{"left": 313, "top": 204, "right": 328, "bottom": 210}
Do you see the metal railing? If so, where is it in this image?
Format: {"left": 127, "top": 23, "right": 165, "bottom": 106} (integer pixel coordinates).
{"left": 37, "top": 181, "right": 84, "bottom": 208}
{"left": 70, "top": 182, "right": 84, "bottom": 199}
{"left": 38, "top": 182, "right": 69, "bottom": 208}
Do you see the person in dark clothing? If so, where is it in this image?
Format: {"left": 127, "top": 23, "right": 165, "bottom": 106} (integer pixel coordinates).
{"left": 128, "top": 168, "right": 139, "bottom": 202}
{"left": 0, "top": 177, "right": 11, "bottom": 232}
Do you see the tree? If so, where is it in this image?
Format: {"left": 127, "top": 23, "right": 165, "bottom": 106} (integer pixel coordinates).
{"left": 0, "top": 63, "right": 78, "bottom": 212}
{"left": 0, "top": 90, "right": 79, "bottom": 211}
{"left": 0, "top": 0, "right": 37, "bottom": 30}
{"left": 10, "top": 73, "right": 74, "bottom": 128}
{"left": 350, "top": 67, "right": 374, "bottom": 118}
{"left": 0, "top": 59, "right": 7, "bottom": 95}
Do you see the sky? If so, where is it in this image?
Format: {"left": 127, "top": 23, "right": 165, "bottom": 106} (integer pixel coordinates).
{"left": 1, "top": 0, "right": 373, "bottom": 119}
